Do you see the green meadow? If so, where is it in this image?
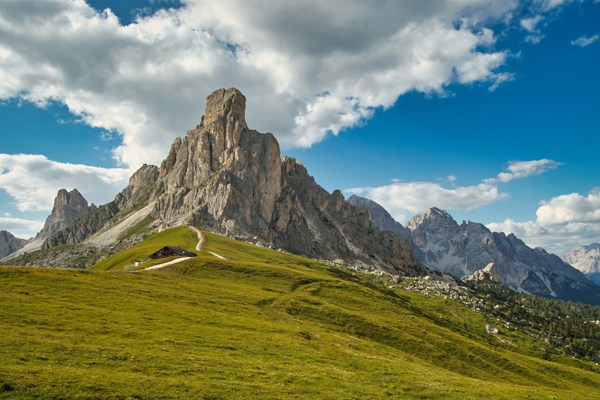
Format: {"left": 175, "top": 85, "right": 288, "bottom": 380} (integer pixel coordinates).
{"left": 1, "top": 227, "right": 599, "bottom": 399}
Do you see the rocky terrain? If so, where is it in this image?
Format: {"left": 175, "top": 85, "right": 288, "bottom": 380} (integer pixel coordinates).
{"left": 7, "top": 88, "right": 427, "bottom": 277}
{"left": 349, "top": 195, "right": 600, "bottom": 304}
{"left": 397, "top": 275, "right": 600, "bottom": 363}
{"left": 37, "top": 189, "right": 97, "bottom": 239}
{"left": 0, "top": 230, "right": 25, "bottom": 258}
{"left": 146, "top": 88, "right": 424, "bottom": 275}
{"left": 563, "top": 244, "right": 600, "bottom": 284}
{"left": 42, "top": 165, "right": 159, "bottom": 250}
{"left": 464, "top": 262, "right": 501, "bottom": 283}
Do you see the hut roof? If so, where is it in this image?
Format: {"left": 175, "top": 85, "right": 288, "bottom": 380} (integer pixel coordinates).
{"left": 149, "top": 246, "right": 197, "bottom": 259}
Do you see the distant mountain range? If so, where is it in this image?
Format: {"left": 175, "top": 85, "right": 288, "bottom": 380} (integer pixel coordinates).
{"left": 1, "top": 88, "right": 598, "bottom": 305}
{"left": 347, "top": 195, "right": 600, "bottom": 305}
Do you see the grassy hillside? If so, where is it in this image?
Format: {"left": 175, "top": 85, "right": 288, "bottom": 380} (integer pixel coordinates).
{"left": 1, "top": 228, "right": 600, "bottom": 399}
{"left": 91, "top": 226, "right": 199, "bottom": 271}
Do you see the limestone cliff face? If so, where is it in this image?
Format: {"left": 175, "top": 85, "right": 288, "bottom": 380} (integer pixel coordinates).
{"left": 152, "top": 88, "right": 281, "bottom": 240}
{"left": 347, "top": 195, "right": 411, "bottom": 241}
{"left": 0, "top": 230, "right": 25, "bottom": 258}
{"left": 563, "top": 244, "right": 600, "bottom": 284}
{"left": 35, "top": 88, "right": 425, "bottom": 276}
{"left": 38, "top": 189, "right": 96, "bottom": 238}
{"left": 43, "top": 165, "right": 159, "bottom": 248}
{"left": 352, "top": 195, "right": 600, "bottom": 304}
{"left": 463, "top": 262, "right": 501, "bottom": 283}
{"left": 150, "top": 88, "right": 425, "bottom": 275}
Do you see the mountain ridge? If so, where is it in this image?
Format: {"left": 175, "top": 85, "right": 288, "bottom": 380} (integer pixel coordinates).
{"left": 347, "top": 195, "right": 600, "bottom": 304}
{"left": 13, "top": 88, "right": 427, "bottom": 277}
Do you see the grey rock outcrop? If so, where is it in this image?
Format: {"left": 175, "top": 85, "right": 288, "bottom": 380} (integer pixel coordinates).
{"left": 563, "top": 244, "right": 600, "bottom": 284}
{"left": 150, "top": 88, "right": 425, "bottom": 275}
{"left": 36, "top": 88, "right": 426, "bottom": 276}
{"left": 43, "top": 164, "right": 159, "bottom": 248}
{"left": 464, "top": 262, "right": 501, "bottom": 283}
{"left": 38, "top": 189, "right": 96, "bottom": 238}
{"left": 354, "top": 197, "right": 600, "bottom": 304}
{"left": 0, "top": 230, "right": 26, "bottom": 258}
{"left": 407, "top": 208, "right": 599, "bottom": 303}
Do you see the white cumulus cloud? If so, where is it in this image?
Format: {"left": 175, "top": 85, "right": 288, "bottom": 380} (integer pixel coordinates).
{"left": 487, "top": 190, "right": 600, "bottom": 255}
{"left": 347, "top": 180, "right": 505, "bottom": 223}
{"left": 496, "top": 159, "right": 561, "bottom": 183}
{"left": 0, "top": 154, "right": 130, "bottom": 212}
{"left": 0, "top": 216, "right": 44, "bottom": 239}
{"left": 537, "top": 190, "right": 600, "bottom": 225}
{"left": 0, "top": 0, "right": 520, "bottom": 170}
{"left": 347, "top": 158, "right": 559, "bottom": 223}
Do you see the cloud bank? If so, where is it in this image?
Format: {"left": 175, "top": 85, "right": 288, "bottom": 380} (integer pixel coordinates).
{"left": 488, "top": 190, "right": 600, "bottom": 255}
{"left": 347, "top": 159, "right": 558, "bottom": 223}
{"left": 0, "top": 154, "right": 130, "bottom": 212}
{"left": 0, "top": 0, "right": 522, "bottom": 169}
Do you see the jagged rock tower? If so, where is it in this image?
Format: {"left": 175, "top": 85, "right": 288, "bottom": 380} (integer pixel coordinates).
{"left": 150, "top": 88, "right": 426, "bottom": 275}
{"left": 38, "top": 189, "right": 96, "bottom": 238}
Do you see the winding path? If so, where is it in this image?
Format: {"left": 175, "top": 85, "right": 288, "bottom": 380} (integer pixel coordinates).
{"left": 141, "top": 226, "right": 225, "bottom": 271}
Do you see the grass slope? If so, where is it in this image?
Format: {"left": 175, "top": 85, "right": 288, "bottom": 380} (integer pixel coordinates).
{"left": 91, "top": 226, "right": 199, "bottom": 271}
{"left": 1, "top": 228, "right": 599, "bottom": 399}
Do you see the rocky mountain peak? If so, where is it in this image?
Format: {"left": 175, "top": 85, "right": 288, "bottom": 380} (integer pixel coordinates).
{"left": 354, "top": 197, "right": 599, "bottom": 303}
{"left": 200, "top": 87, "right": 249, "bottom": 169}
{"left": 148, "top": 88, "right": 426, "bottom": 275}
{"left": 583, "top": 243, "right": 600, "bottom": 252}
{"left": 407, "top": 207, "right": 457, "bottom": 231}
{"left": 38, "top": 189, "right": 96, "bottom": 238}
{"left": 346, "top": 195, "right": 411, "bottom": 240}
{"left": 563, "top": 243, "right": 600, "bottom": 283}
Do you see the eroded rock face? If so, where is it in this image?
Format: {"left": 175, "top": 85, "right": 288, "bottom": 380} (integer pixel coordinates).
{"left": 353, "top": 196, "right": 600, "bottom": 304}
{"left": 407, "top": 208, "right": 597, "bottom": 301}
{"left": 347, "top": 195, "right": 411, "bottom": 241}
{"left": 152, "top": 89, "right": 281, "bottom": 239}
{"left": 35, "top": 88, "right": 426, "bottom": 276}
{"left": 38, "top": 189, "right": 96, "bottom": 238}
{"left": 464, "top": 262, "right": 501, "bottom": 283}
{"left": 150, "top": 88, "right": 425, "bottom": 275}
{"left": 0, "top": 230, "right": 25, "bottom": 258}
{"left": 43, "top": 165, "right": 159, "bottom": 248}
{"left": 563, "top": 244, "right": 600, "bottom": 284}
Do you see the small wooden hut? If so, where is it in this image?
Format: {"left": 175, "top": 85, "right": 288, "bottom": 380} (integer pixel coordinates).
{"left": 149, "top": 246, "right": 196, "bottom": 260}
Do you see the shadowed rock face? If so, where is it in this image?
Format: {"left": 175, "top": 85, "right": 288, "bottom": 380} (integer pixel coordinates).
{"left": 0, "top": 230, "right": 25, "bottom": 258}
{"left": 150, "top": 88, "right": 426, "bottom": 275}
{"left": 153, "top": 88, "right": 282, "bottom": 240}
{"left": 38, "top": 189, "right": 96, "bottom": 238}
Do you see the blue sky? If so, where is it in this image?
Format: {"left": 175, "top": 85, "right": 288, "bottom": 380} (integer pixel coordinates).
{"left": 0, "top": 0, "right": 599, "bottom": 255}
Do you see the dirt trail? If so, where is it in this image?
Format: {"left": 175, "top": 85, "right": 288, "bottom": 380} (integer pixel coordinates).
{"left": 188, "top": 226, "right": 204, "bottom": 251}
{"left": 141, "top": 226, "right": 224, "bottom": 271}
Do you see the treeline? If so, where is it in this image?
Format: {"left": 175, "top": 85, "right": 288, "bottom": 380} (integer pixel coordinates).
{"left": 468, "top": 281, "right": 600, "bottom": 362}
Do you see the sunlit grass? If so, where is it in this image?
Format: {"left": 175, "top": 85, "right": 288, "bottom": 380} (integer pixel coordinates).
{"left": 1, "top": 228, "right": 599, "bottom": 399}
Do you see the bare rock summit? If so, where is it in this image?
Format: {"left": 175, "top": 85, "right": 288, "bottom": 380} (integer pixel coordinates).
{"left": 38, "top": 189, "right": 96, "bottom": 238}
{"left": 563, "top": 244, "right": 600, "bottom": 284}
{"left": 150, "top": 88, "right": 425, "bottom": 275}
